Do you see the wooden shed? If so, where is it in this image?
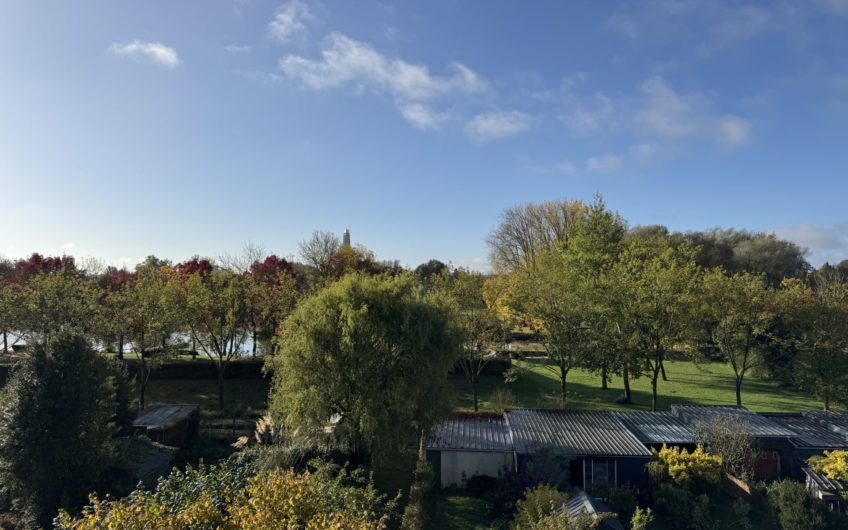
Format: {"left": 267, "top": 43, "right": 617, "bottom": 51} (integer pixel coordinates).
{"left": 132, "top": 404, "right": 200, "bottom": 447}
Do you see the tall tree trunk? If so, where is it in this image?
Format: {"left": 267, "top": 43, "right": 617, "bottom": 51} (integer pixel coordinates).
{"left": 117, "top": 334, "right": 124, "bottom": 360}
{"left": 418, "top": 430, "right": 426, "bottom": 462}
{"left": 560, "top": 364, "right": 568, "bottom": 406}
{"left": 659, "top": 356, "right": 668, "bottom": 382}
{"left": 651, "top": 375, "right": 658, "bottom": 412}
{"left": 252, "top": 329, "right": 257, "bottom": 358}
{"left": 139, "top": 357, "right": 146, "bottom": 410}
{"left": 621, "top": 364, "right": 632, "bottom": 404}
{"left": 735, "top": 377, "right": 743, "bottom": 406}
{"left": 601, "top": 362, "right": 608, "bottom": 390}
{"left": 2, "top": 331, "right": 6, "bottom": 354}
{"left": 218, "top": 362, "right": 226, "bottom": 410}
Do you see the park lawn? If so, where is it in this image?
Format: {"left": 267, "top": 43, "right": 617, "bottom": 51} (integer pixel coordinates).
{"left": 450, "top": 358, "right": 828, "bottom": 413}
{"left": 145, "top": 377, "right": 270, "bottom": 425}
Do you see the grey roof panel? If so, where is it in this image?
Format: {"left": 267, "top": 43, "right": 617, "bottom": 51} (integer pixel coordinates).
{"left": 563, "top": 491, "right": 625, "bottom": 530}
{"left": 614, "top": 411, "right": 695, "bottom": 444}
{"left": 671, "top": 405, "right": 797, "bottom": 438}
{"left": 803, "top": 411, "right": 848, "bottom": 438}
{"left": 505, "top": 409, "right": 652, "bottom": 457}
{"left": 763, "top": 413, "right": 848, "bottom": 448}
{"left": 425, "top": 414, "right": 513, "bottom": 452}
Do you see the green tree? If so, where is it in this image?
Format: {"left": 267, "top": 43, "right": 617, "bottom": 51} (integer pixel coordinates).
{"left": 125, "top": 263, "right": 177, "bottom": 409}
{"left": 0, "top": 335, "right": 124, "bottom": 528}
{"left": 780, "top": 273, "right": 848, "bottom": 410}
{"left": 701, "top": 269, "right": 777, "bottom": 405}
{"left": 172, "top": 268, "right": 251, "bottom": 410}
{"left": 432, "top": 268, "right": 507, "bottom": 411}
{"left": 268, "top": 274, "right": 462, "bottom": 462}
{"left": 18, "top": 270, "right": 100, "bottom": 347}
{"left": 613, "top": 237, "right": 701, "bottom": 411}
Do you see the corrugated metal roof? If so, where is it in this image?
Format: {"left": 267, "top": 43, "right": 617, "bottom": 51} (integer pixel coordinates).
{"left": 425, "top": 414, "right": 513, "bottom": 452}
{"left": 763, "top": 413, "right": 848, "bottom": 448}
{"left": 804, "top": 467, "right": 844, "bottom": 492}
{"left": 505, "top": 409, "right": 652, "bottom": 457}
{"left": 563, "top": 491, "right": 625, "bottom": 530}
{"left": 614, "top": 411, "right": 695, "bottom": 444}
{"left": 804, "top": 411, "right": 848, "bottom": 438}
{"left": 671, "top": 405, "right": 797, "bottom": 438}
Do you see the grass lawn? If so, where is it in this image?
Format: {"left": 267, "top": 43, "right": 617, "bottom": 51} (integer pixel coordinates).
{"left": 145, "top": 377, "right": 270, "bottom": 425}
{"left": 450, "top": 358, "right": 828, "bottom": 413}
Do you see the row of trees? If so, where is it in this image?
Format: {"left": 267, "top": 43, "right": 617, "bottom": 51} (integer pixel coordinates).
{"left": 485, "top": 197, "right": 848, "bottom": 411}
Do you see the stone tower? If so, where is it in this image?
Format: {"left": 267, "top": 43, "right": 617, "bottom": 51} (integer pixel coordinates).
{"left": 342, "top": 228, "right": 351, "bottom": 247}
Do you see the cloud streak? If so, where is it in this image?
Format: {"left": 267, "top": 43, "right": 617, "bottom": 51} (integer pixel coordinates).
{"left": 465, "top": 111, "right": 534, "bottom": 142}
{"left": 268, "top": 0, "right": 315, "bottom": 43}
{"left": 108, "top": 40, "right": 181, "bottom": 68}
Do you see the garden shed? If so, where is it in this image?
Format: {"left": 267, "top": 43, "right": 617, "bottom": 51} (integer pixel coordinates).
{"left": 132, "top": 404, "right": 200, "bottom": 447}
{"left": 425, "top": 413, "right": 515, "bottom": 488}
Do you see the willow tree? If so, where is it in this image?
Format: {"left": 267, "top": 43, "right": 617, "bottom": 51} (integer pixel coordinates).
{"left": 269, "top": 273, "right": 462, "bottom": 462}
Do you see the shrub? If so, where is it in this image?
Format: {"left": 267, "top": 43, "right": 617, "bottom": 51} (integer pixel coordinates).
{"left": 766, "top": 479, "right": 832, "bottom": 530}
{"left": 516, "top": 511, "right": 606, "bottom": 530}
{"left": 490, "top": 388, "right": 517, "bottom": 412}
{"left": 630, "top": 507, "right": 654, "bottom": 530}
{"left": 400, "top": 460, "right": 434, "bottom": 530}
{"left": 809, "top": 450, "right": 848, "bottom": 483}
{"left": 654, "top": 483, "right": 695, "bottom": 530}
{"left": 0, "top": 335, "right": 127, "bottom": 528}
{"left": 57, "top": 460, "right": 399, "bottom": 530}
{"left": 652, "top": 444, "right": 723, "bottom": 493}
{"left": 511, "top": 485, "right": 568, "bottom": 529}
{"left": 603, "top": 484, "right": 638, "bottom": 523}
{"left": 487, "top": 450, "right": 571, "bottom": 519}
{"left": 694, "top": 416, "right": 759, "bottom": 480}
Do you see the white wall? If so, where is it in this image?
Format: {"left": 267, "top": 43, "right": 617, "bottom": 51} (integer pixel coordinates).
{"left": 440, "top": 451, "right": 514, "bottom": 488}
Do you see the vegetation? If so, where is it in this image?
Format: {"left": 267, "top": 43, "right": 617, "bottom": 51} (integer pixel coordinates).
{"left": 0, "top": 335, "right": 130, "bottom": 529}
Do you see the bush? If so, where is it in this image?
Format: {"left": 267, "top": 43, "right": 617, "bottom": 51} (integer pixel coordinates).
{"left": 57, "top": 459, "right": 400, "bottom": 530}
{"left": 630, "top": 507, "right": 654, "bottom": 530}
{"left": 400, "top": 460, "right": 434, "bottom": 530}
{"left": 603, "top": 484, "right": 638, "bottom": 523}
{"left": 511, "top": 485, "right": 568, "bottom": 529}
{"left": 654, "top": 483, "right": 695, "bottom": 530}
{"left": 694, "top": 416, "right": 759, "bottom": 480}
{"left": 487, "top": 450, "right": 571, "bottom": 519}
{"left": 651, "top": 444, "right": 723, "bottom": 494}
{"left": 766, "top": 479, "right": 838, "bottom": 530}
{"left": 0, "top": 335, "right": 128, "bottom": 528}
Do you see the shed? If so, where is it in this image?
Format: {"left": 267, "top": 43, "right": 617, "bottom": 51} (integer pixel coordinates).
{"left": 561, "top": 491, "right": 625, "bottom": 530}
{"left": 425, "top": 412, "right": 515, "bottom": 488}
{"left": 113, "top": 436, "right": 178, "bottom": 489}
{"left": 132, "top": 404, "right": 200, "bottom": 447}
{"left": 803, "top": 467, "right": 846, "bottom": 513}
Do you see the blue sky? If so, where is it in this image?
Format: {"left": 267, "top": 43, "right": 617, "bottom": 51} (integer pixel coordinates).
{"left": 1, "top": 0, "right": 847, "bottom": 270}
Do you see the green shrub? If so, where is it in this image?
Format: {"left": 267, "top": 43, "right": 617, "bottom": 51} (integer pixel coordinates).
{"left": 400, "top": 460, "right": 434, "bottom": 530}
{"left": 603, "top": 484, "right": 638, "bottom": 523}
{"left": 511, "top": 485, "right": 568, "bottom": 529}
{"left": 766, "top": 479, "right": 837, "bottom": 530}
{"left": 630, "top": 507, "right": 654, "bottom": 530}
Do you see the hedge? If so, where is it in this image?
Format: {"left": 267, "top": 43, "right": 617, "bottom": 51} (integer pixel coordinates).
{"left": 121, "top": 357, "right": 267, "bottom": 380}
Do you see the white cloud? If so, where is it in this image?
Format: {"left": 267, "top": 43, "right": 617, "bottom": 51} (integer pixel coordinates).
{"left": 717, "top": 116, "right": 751, "bottom": 147}
{"left": 224, "top": 44, "right": 251, "bottom": 54}
{"left": 280, "top": 33, "right": 486, "bottom": 101}
{"left": 61, "top": 242, "right": 77, "bottom": 250}
{"left": 108, "top": 40, "right": 181, "bottom": 68}
{"left": 775, "top": 224, "right": 848, "bottom": 266}
{"left": 268, "top": 0, "right": 315, "bottom": 43}
{"left": 558, "top": 160, "right": 577, "bottom": 176}
{"left": 586, "top": 154, "right": 624, "bottom": 173}
{"left": 465, "top": 111, "right": 534, "bottom": 142}
{"left": 398, "top": 103, "right": 448, "bottom": 130}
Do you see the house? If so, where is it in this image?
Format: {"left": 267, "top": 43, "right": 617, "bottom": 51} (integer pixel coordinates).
{"left": 506, "top": 409, "right": 652, "bottom": 492}
{"left": 561, "top": 491, "right": 625, "bottom": 530}
{"left": 762, "top": 412, "right": 848, "bottom": 481}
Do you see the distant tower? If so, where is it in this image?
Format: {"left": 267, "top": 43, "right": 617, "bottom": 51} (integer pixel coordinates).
{"left": 342, "top": 228, "right": 351, "bottom": 247}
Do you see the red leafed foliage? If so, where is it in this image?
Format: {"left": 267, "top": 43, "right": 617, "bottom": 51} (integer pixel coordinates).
{"left": 101, "top": 268, "right": 136, "bottom": 291}
{"left": 249, "top": 255, "right": 302, "bottom": 286}
{"left": 449, "top": 411, "right": 505, "bottom": 421}
{"left": 174, "top": 257, "right": 214, "bottom": 278}
{"left": 12, "top": 253, "right": 76, "bottom": 282}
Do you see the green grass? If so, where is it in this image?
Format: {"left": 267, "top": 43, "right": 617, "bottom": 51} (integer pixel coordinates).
{"left": 145, "top": 377, "right": 270, "bottom": 425}
{"left": 430, "top": 494, "right": 497, "bottom": 530}
{"left": 450, "top": 358, "right": 828, "bottom": 412}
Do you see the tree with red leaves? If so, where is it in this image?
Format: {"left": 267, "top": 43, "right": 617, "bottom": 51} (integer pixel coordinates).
{"left": 245, "top": 255, "right": 301, "bottom": 356}
{"left": 12, "top": 253, "right": 76, "bottom": 282}
{"left": 98, "top": 267, "right": 137, "bottom": 359}
{"left": 174, "top": 257, "right": 214, "bottom": 278}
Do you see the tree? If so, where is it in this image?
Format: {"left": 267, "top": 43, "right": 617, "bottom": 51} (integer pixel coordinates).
{"left": 269, "top": 274, "right": 462, "bottom": 462}
{"left": 487, "top": 199, "right": 586, "bottom": 272}
{"left": 96, "top": 267, "right": 136, "bottom": 359}
{"left": 298, "top": 230, "right": 341, "bottom": 277}
{"left": 0, "top": 274, "right": 22, "bottom": 354}
{"left": 694, "top": 415, "right": 759, "bottom": 480}
{"left": 701, "top": 270, "right": 777, "bottom": 406}
{"left": 780, "top": 273, "right": 848, "bottom": 410}
{"left": 0, "top": 335, "right": 126, "bottom": 528}
{"left": 433, "top": 268, "right": 507, "bottom": 411}
{"left": 510, "top": 248, "right": 592, "bottom": 405}
{"left": 125, "top": 262, "right": 177, "bottom": 410}
{"left": 18, "top": 268, "right": 100, "bottom": 346}
{"left": 413, "top": 259, "right": 448, "bottom": 291}
{"left": 173, "top": 267, "right": 250, "bottom": 410}
{"left": 245, "top": 255, "right": 301, "bottom": 357}
{"left": 613, "top": 237, "right": 701, "bottom": 411}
